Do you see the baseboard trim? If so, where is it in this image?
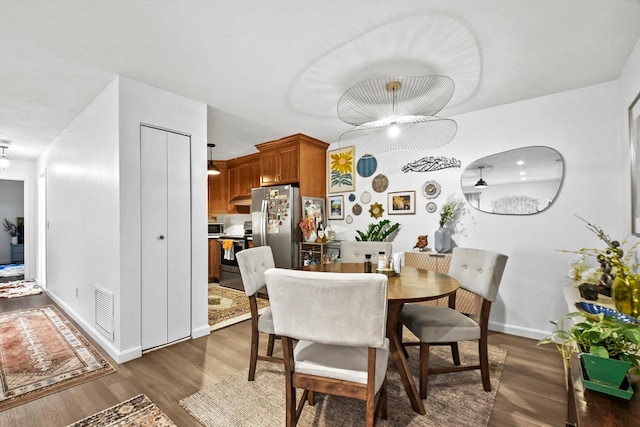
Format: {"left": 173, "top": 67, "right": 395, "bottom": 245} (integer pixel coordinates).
{"left": 489, "top": 320, "right": 550, "bottom": 340}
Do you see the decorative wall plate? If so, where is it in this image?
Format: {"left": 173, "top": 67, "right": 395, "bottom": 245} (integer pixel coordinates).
{"left": 422, "top": 180, "right": 441, "bottom": 199}
{"left": 352, "top": 203, "right": 362, "bottom": 215}
{"left": 345, "top": 215, "right": 353, "bottom": 224}
{"left": 360, "top": 191, "right": 372, "bottom": 204}
{"left": 369, "top": 202, "right": 384, "bottom": 219}
{"left": 426, "top": 202, "right": 437, "bottom": 213}
{"left": 348, "top": 193, "right": 356, "bottom": 202}
{"left": 372, "top": 174, "right": 389, "bottom": 193}
{"left": 357, "top": 154, "right": 378, "bottom": 177}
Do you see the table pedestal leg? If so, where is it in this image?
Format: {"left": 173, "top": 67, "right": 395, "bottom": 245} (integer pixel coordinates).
{"left": 387, "top": 301, "right": 426, "bottom": 415}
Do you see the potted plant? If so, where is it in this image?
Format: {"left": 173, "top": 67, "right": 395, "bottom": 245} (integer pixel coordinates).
{"left": 538, "top": 311, "right": 640, "bottom": 390}
{"left": 3, "top": 218, "right": 18, "bottom": 244}
{"left": 355, "top": 219, "right": 399, "bottom": 242}
{"left": 434, "top": 201, "right": 457, "bottom": 253}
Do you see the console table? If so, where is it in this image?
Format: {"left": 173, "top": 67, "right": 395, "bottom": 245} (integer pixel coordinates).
{"left": 10, "top": 243, "right": 24, "bottom": 263}
{"left": 563, "top": 287, "right": 639, "bottom": 426}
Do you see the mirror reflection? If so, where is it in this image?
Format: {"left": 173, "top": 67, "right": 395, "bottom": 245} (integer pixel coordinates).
{"left": 461, "top": 146, "right": 564, "bottom": 215}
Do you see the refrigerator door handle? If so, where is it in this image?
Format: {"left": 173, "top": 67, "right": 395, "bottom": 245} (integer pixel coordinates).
{"left": 260, "top": 199, "right": 268, "bottom": 241}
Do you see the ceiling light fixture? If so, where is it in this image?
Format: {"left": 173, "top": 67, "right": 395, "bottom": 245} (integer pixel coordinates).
{"left": 337, "top": 75, "right": 457, "bottom": 157}
{"left": 207, "top": 143, "right": 220, "bottom": 176}
{"left": 0, "top": 140, "right": 11, "bottom": 170}
{"left": 474, "top": 165, "right": 488, "bottom": 189}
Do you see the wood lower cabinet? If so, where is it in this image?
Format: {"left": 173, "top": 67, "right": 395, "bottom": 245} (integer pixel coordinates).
{"left": 404, "top": 252, "right": 480, "bottom": 315}
{"left": 257, "top": 133, "right": 329, "bottom": 199}
{"left": 208, "top": 238, "right": 220, "bottom": 282}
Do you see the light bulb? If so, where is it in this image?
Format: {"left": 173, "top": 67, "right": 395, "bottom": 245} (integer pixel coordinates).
{"left": 388, "top": 125, "right": 400, "bottom": 137}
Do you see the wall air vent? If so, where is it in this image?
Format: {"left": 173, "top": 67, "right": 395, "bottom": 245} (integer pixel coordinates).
{"left": 95, "top": 286, "right": 114, "bottom": 341}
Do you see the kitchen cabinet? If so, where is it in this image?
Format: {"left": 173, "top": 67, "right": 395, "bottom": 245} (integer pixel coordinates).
{"left": 208, "top": 238, "right": 220, "bottom": 282}
{"left": 227, "top": 154, "right": 260, "bottom": 214}
{"left": 404, "top": 252, "right": 479, "bottom": 315}
{"left": 257, "top": 133, "right": 329, "bottom": 199}
{"left": 208, "top": 161, "right": 228, "bottom": 214}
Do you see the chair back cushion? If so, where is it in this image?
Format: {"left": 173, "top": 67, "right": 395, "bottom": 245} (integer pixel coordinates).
{"left": 340, "top": 241, "right": 393, "bottom": 263}
{"left": 448, "top": 247, "right": 508, "bottom": 302}
{"left": 265, "top": 268, "right": 388, "bottom": 347}
{"left": 236, "top": 246, "right": 275, "bottom": 296}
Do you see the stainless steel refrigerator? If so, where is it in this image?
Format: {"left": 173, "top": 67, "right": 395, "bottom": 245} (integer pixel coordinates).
{"left": 251, "top": 185, "right": 300, "bottom": 269}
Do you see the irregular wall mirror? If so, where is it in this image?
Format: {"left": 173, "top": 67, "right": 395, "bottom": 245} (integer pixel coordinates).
{"left": 461, "top": 146, "right": 564, "bottom": 215}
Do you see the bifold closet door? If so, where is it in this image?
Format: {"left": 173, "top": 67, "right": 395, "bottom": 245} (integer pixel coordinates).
{"left": 141, "top": 125, "right": 191, "bottom": 351}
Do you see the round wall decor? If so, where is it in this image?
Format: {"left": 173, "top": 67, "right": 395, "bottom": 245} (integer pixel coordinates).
{"left": 356, "top": 154, "right": 378, "bottom": 177}
{"left": 348, "top": 193, "right": 356, "bottom": 202}
{"left": 345, "top": 215, "right": 353, "bottom": 224}
{"left": 372, "top": 174, "right": 389, "bottom": 193}
{"left": 422, "top": 180, "right": 441, "bottom": 199}
{"left": 360, "top": 191, "right": 372, "bottom": 204}
{"left": 369, "top": 202, "right": 384, "bottom": 218}
{"left": 426, "top": 202, "right": 437, "bottom": 213}
{"left": 352, "top": 203, "right": 362, "bottom": 215}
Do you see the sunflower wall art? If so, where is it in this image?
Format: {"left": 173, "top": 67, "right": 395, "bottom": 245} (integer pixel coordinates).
{"left": 328, "top": 146, "right": 356, "bottom": 193}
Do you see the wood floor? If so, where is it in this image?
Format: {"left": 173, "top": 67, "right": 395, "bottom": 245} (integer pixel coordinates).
{"left": 0, "top": 291, "right": 567, "bottom": 426}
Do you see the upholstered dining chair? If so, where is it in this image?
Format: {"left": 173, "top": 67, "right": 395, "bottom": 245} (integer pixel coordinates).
{"left": 340, "top": 241, "right": 392, "bottom": 263}
{"left": 400, "top": 247, "right": 508, "bottom": 399}
{"left": 236, "top": 246, "right": 283, "bottom": 381}
{"left": 264, "top": 268, "right": 389, "bottom": 427}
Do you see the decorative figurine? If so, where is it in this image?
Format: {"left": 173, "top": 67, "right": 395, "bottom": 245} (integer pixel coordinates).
{"left": 413, "top": 235, "right": 429, "bottom": 251}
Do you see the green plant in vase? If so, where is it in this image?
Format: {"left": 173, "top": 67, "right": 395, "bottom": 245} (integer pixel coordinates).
{"left": 355, "top": 219, "right": 400, "bottom": 242}
{"left": 538, "top": 311, "right": 640, "bottom": 387}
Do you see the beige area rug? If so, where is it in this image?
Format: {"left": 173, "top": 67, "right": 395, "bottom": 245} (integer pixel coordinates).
{"left": 208, "top": 285, "right": 269, "bottom": 331}
{"left": 67, "top": 394, "right": 176, "bottom": 427}
{"left": 181, "top": 341, "right": 507, "bottom": 426}
{"left": 0, "top": 305, "right": 115, "bottom": 410}
{"left": 0, "top": 280, "right": 42, "bottom": 299}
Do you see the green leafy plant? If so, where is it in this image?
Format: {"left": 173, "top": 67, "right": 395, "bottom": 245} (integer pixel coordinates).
{"left": 537, "top": 312, "right": 640, "bottom": 375}
{"left": 438, "top": 201, "right": 457, "bottom": 228}
{"left": 355, "top": 219, "right": 400, "bottom": 242}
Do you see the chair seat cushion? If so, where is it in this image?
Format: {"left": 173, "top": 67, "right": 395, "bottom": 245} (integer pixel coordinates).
{"left": 401, "top": 304, "right": 480, "bottom": 343}
{"left": 293, "top": 338, "right": 389, "bottom": 392}
{"left": 257, "top": 307, "right": 275, "bottom": 334}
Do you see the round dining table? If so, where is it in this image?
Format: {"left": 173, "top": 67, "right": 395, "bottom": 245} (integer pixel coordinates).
{"left": 300, "top": 262, "right": 460, "bottom": 415}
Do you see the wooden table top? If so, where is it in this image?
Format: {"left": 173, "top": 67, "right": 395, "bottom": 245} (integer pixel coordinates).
{"left": 301, "top": 263, "right": 460, "bottom": 303}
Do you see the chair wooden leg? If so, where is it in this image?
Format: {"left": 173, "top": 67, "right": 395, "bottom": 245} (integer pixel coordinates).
{"left": 267, "top": 333, "right": 276, "bottom": 357}
{"left": 419, "top": 342, "right": 430, "bottom": 399}
{"left": 282, "top": 337, "right": 298, "bottom": 427}
{"left": 379, "top": 378, "right": 388, "bottom": 420}
{"left": 248, "top": 328, "right": 259, "bottom": 381}
{"left": 479, "top": 336, "right": 491, "bottom": 391}
{"left": 451, "top": 342, "right": 461, "bottom": 365}
{"left": 397, "top": 322, "right": 409, "bottom": 358}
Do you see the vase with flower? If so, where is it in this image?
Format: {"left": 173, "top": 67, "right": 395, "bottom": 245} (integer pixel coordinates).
{"left": 298, "top": 216, "right": 317, "bottom": 242}
{"left": 435, "top": 202, "right": 457, "bottom": 253}
{"left": 564, "top": 216, "right": 640, "bottom": 318}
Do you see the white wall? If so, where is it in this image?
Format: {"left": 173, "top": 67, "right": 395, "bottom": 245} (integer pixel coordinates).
{"left": 327, "top": 36, "right": 640, "bottom": 339}
{"left": 37, "top": 76, "right": 208, "bottom": 363}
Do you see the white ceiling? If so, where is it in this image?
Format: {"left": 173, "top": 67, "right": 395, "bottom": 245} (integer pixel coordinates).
{"left": 1, "top": 1, "right": 639, "bottom": 162}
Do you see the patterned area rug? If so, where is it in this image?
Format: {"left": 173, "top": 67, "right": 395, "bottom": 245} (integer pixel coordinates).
{"left": 0, "top": 280, "right": 42, "bottom": 299}
{"left": 0, "top": 305, "right": 115, "bottom": 410}
{"left": 181, "top": 341, "right": 507, "bottom": 427}
{"left": 0, "top": 263, "right": 24, "bottom": 282}
{"left": 67, "top": 394, "right": 176, "bottom": 427}
{"left": 208, "top": 285, "right": 269, "bottom": 330}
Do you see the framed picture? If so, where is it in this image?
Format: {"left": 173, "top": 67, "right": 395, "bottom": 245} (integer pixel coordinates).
{"left": 302, "top": 197, "right": 325, "bottom": 225}
{"left": 328, "top": 195, "right": 345, "bottom": 220}
{"left": 328, "top": 146, "right": 356, "bottom": 193}
{"left": 630, "top": 92, "right": 640, "bottom": 236}
{"left": 388, "top": 191, "right": 416, "bottom": 214}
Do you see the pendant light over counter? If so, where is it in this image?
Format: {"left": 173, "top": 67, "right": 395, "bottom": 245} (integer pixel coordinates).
{"left": 207, "top": 143, "right": 220, "bottom": 176}
{"left": 474, "top": 165, "right": 488, "bottom": 189}
{"left": 0, "top": 140, "right": 11, "bottom": 170}
{"left": 337, "top": 75, "right": 457, "bottom": 157}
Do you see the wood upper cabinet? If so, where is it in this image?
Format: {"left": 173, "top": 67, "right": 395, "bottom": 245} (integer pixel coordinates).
{"left": 208, "top": 161, "right": 228, "bottom": 214}
{"left": 257, "top": 133, "right": 329, "bottom": 199}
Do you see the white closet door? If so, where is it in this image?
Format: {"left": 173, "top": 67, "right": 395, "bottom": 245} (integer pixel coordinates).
{"left": 166, "top": 131, "right": 191, "bottom": 342}
{"left": 141, "top": 126, "right": 191, "bottom": 350}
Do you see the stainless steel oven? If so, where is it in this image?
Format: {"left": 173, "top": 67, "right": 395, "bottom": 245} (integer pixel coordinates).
{"left": 219, "top": 237, "right": 246, "bottom": 291}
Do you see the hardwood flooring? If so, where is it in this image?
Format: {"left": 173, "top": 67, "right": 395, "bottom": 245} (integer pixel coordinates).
{"left": 0, "top": 291, "right": 567, "bottom": 426}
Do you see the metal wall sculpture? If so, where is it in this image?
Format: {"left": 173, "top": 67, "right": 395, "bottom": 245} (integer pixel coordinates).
{"left": 402, "top": 156, "right": 461, "bottom": 173}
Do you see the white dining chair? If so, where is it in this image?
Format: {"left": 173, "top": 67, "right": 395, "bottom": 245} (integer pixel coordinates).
{"left": 340, "top": 241, "right": 392, "bottom": 263}
{"left": 265, "top": 268, "right": 389, "bottom": 427}
{"left": 400, "top": 247, "right": 508, "bottom": 398}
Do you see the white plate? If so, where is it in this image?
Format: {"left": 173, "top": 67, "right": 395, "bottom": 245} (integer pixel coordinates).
{"left": 360, "top": 191, "right": 372, "bottom": 204}
{"left": 345, "top": 215, "right": 353, "bottom": 224}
